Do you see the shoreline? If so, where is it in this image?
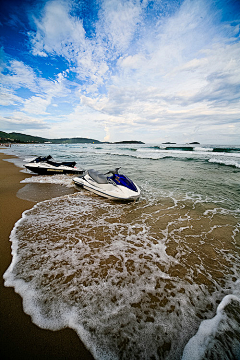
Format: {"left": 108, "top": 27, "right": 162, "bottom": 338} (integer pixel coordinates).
{"left": 0, "top": 152, "right": 94, "bottom": 360}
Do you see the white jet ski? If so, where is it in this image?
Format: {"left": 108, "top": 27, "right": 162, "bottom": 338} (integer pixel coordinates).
{"left": 25, "top": 155, "right": 84, "bottom": 175}
{"left": 73, "top": 167, "right": 140, "bottom": 201}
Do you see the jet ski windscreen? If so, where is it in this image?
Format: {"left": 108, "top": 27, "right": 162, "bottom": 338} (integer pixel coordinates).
{"left": 111, "top": 174, "right": 138, "bottom": 192}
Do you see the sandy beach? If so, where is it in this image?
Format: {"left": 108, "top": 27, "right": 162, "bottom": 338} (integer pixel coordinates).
{"left": 0, "top": 152, "right": 94, "bottom": 360}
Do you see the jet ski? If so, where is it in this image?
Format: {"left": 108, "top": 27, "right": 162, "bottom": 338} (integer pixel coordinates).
{"left": 25, "top": 155, "right": 84, "bottom": 175}
{"left": 73, "top": 167, "right": 140, "bottom": 201}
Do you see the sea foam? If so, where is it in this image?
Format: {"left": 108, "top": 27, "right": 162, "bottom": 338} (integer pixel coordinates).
{"left": 182, "top": 293, "right": 240, "bottom": 360}
{"left": 21, "top": 174, "right": 75, "bottom": 187}
{"left": 4, "top": 190, "right": 240, "bottom": 359}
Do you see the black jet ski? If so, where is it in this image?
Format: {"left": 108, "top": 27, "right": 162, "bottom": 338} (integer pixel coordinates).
{"left": 73, "top": 167, "right": 141, "bottom": 201}
{"left": 25, "top": 155, "right": 84, "bottom": 175}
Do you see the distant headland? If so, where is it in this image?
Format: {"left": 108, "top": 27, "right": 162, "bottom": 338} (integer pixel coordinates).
{"left": 0, "top": 131, "right": 144, "bottom": 145}
{"left": 162, "top": 141, "right": 200, "bottom": 145}
{"left": 113, "top": 140, "right": 144, "bottom": 144}
{"left": 162, "top": 142, "right": 176, "bottom": 144}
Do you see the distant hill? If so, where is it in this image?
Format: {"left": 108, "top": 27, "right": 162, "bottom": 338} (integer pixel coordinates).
{"left": 0, "top": 131, "right": 144, "bottom": 145}
{"left": 0, "top": 131, "right": 47, "bottom": 143}
{"left": 0, "top": 131, "right": 101, "bottom": 144}
{"left": 49, "top": 137, "right": 102, "bottom": 144}
{"left": 113, "top": 140, "right": 144, "bottom": 144}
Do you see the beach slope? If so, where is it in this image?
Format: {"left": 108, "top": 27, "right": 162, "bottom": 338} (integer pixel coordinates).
{"left": 0, "top": 153, "right": 93, "bottom": 360}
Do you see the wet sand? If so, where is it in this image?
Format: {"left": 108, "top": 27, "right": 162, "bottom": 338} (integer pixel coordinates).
{"left": 0, "top": 152, "right": 94, "bottom": 360}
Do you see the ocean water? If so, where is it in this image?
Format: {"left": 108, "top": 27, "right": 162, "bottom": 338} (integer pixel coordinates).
{"left": 2, "top": 143, "right": 240, "bottom": 359}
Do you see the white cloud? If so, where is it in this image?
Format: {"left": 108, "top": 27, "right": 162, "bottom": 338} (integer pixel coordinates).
{"left": 28, "top": 0, "right": 145, "bottom": 89}
{"left": 0, "top": 43, "right": 73, "bottom": 116}
{"left": 21, "top": 71, "right": 71, "bottom": 115}
{"left": 1, "top": 59, "right": 37, "bottom": 91}
{"left": 2, "top": 0, "right": 240, "bottom": 143}
{"left": 29, "top": 0, "right": 106, "bottom": 85}
{"left": 23, "top": 96, "right": 51, "bottom": 114}
{"left": 97, "top": 0, "right": 143, "bottom": 54}
{"left": 39, "top": 72, "right": 71, "bottom": 98}
{"left": 0, "top": 112, "right": 49, "bottom": 131}
{"left": 0, "top": 87, "right": 23, "bottom": 106}
{"left": 30, "top": 0, "right": 85, "bottom": 57}
{"left": 104, "top": 125, "right": 111, "bottom": 142}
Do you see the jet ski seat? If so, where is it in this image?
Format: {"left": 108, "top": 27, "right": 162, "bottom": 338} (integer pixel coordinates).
{"left": 88, "top": 169, "right": 108, "bottom": 184}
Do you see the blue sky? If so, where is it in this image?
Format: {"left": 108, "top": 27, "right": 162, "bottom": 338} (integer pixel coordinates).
{"left": 0, "top": 0, "right": 240, "bottom": 143}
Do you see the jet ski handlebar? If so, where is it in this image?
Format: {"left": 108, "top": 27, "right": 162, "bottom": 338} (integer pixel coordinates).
{"left": 104, "top": 167, "right": 121, "bottom": 175}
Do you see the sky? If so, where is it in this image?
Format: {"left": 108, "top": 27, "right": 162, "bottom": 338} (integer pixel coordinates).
{"left": 0, "top": 0, "right": 240, "bottom": 144}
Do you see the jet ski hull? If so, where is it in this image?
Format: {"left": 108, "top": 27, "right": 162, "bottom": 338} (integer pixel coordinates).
{"left": 25, "top": 164, "right": 84, "bottom": 175}
{"left": 24, "top": 155, "right": 84, "bottom": 175}
{"left": 73, "top": 172, "right": 140, "bottom": 201}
